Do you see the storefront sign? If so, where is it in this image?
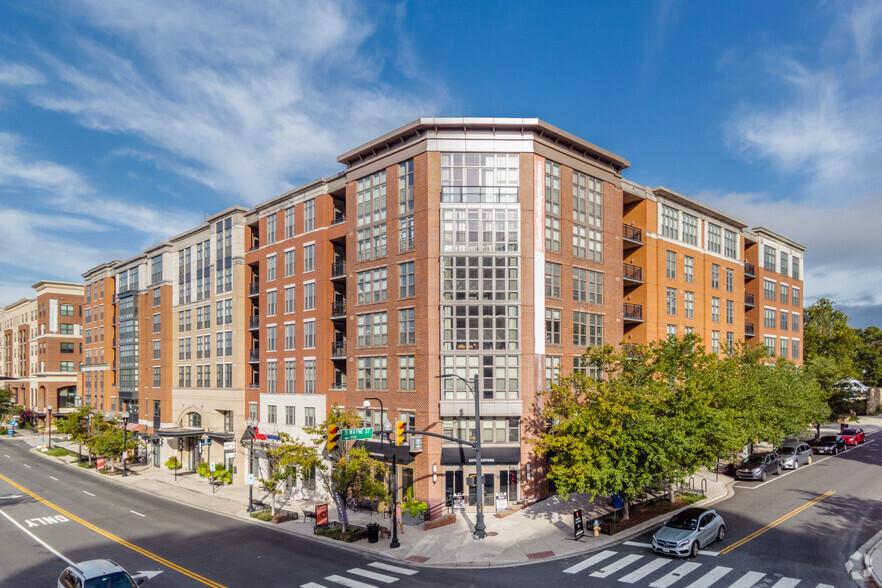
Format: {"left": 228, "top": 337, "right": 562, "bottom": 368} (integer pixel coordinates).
{"left": 224, "top": 451, "right": 235, "bottom": 460}
{"left": 223, "top": 442, "right": 235, "bottom": 451}
{"left": 96, "top": 458, "right": 105, "bottom": 471}
{"left": 316, "top": 503, "right": 329, "bottom": 527}
{"left": 496, "top": 493, "right": 507, "bottom": 512}
{"left": 452, "top": 493, "right": 465, "bottom": 512}
{"left": 574, "top": 509, "right": 584, "bottom": 541}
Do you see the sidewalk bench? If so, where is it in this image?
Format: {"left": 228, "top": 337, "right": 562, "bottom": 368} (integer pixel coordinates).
{"left": 302, "top": 509, "right": 316, "bottom": 522}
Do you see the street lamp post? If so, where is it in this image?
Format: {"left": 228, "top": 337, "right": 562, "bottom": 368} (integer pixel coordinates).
{"left": 438, "top": 373, "right": 486, "bottom": 539}
{"left": 246, "top": 418, "right": 258, "bottom": 513}
{"left": 364, "top": 398, "right": 399, "bottom": 548}
{"left": 121, "top": 410, "right": 130, "bottom": 477}
{"left": 47, "top": 405, "right": 53, "bottom": 449}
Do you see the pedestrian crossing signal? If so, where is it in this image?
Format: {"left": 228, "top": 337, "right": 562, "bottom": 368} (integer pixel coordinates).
{"left": 327, "top": 424, "right": 339, "bottom": 452}
{"left": 395, "top": 420, "right": 406, "bottom": 446}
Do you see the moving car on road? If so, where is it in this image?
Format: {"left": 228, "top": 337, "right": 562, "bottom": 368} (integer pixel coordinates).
{"left": 651, "top": 507, "right": 726, "bottom": 558}
{"left": 777, "top": 442, "right": 813, "bottom": 469}
{"left": 812, "top": 435, "right": 847, "bottom": 455}
{"left": 839, "top": 428, "right": 865, "bottom": 445}
{"left": 58, "top": 559, "right": 146, "bottom": 587}
{"left": 735, "top": 452, "right": 781, "bottom": 481}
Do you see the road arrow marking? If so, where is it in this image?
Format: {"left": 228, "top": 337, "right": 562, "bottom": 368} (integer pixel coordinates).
{"left": 136, "top": 571, "right": 163, "bottom": 580}
{"left": 0, "top": 495, "right": 24, "bottom": 500}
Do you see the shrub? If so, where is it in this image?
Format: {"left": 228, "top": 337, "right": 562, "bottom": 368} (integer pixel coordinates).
{"left": 251, "top": 509, "right": 273, "bottom": 521}
{"left": 46, "top": 447, "right": 76, "bottom": 458}
{"left": 165, "top": 456, "right": 181, "bottom": 470}
{"left": 678, "top": 492, "right": 706, "bottom": 505}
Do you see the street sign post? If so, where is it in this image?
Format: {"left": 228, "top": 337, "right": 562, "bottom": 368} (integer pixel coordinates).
{"left": 341, "top": 427, "right": 373, "bottom": 441}
{"left": 574, "top": 509, "right": 584, "bottom": 541}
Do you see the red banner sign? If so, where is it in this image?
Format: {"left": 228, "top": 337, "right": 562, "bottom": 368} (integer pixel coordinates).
{"left": 316, "top": 503, "right": 329, "bottom": 526}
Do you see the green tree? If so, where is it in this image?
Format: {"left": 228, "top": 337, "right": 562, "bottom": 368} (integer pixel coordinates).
{"left": 0, "top": 388, "right": 14, "bottom": 421}
{"left": 856, "top": 326, "right": 882, "bottom": 387}
{"left": 259, "top": 432, "right": 325, "bottom": 515}
{"left": 55, "top": 406, "right": 92, "bottom": 461}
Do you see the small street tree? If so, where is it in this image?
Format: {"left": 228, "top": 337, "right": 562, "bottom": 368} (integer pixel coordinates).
{"left": 259, "top": 431, "right": 325, "bottom": 515}
{"left": 55, "top": 406, "right": 93, "bottom": 461}
{"left": 0, "top": 388, "right": 14, "bottom": 421}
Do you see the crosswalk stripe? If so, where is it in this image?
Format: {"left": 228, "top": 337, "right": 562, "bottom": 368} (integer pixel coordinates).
{"left": 649, "top": 561, "right": 701, "bottom": 587}
{"left": 348, "top": 568, "right": 398, "bottom": 584}
{"left": 301, "top": 583, "right": 326, "bottom": 588}
{"left": 367, "top": 562, "right": 418, "bottom": 576}
{"left": 623, "top": 541, "right": 653, "bottom": 548}
{"left": 618, "top": 558, "right": 670, "bottom": 583}
{"left": 563, "top": 550, "right": 618, "bottom": 574}
{"left": 590, "top": 554, "right": 643, "bottom": 578}
{"left": 769, "top": 579, "right": 800, "bottom": 588}
{"left": 816, "top": 584, "right": 834, "bottom": 588}
{"left": 324, "top": 575, "right": 376, "bottom": 588}
{"left": 727, "top": 571, "right": 765, "bottom": 588}
{"left": 684, "top": 566, "right": 732, "bottom": 588}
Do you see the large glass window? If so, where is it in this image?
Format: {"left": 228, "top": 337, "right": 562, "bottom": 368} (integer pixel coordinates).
{"left": 661, "top": 205, "right": 679, "bottom": 239}
{"left": 440, "top": 153, "right": 519, "bottom": 203}
{"left": 357, "top": 172, "right": 386, "bottom": 227}
{"left": 399, "top": 261, "right": 415, "bottom": 298}
{"left": 764, "top": 245, "right": 776, "bottom": 272}
{"left": 544, "top": 161, "right": 560, "bottom": 216}
{"left": 357, "top": 357, "right": 388, "bottom": 389}
{"left": 707, "top": 223, "right": 722, "bottom": 254}
{"left": 441, "top": 207, "right": 519, "bottom": 253}
{"left": 682, "top": 213, "right": 698, "bottom": 245}
{"left": 441, "top": 256, "right": 519, "bottom": 301}
{"left": 399, "top": 356, "right": 415, "bottom": 390}
{"left": 724, "top": 229, "right": 737, "bottom": 259}
{"left": 545, "top": 309, "right": 561, "bottom": 345}
{"left": 440, "top": 354, "right": 519, "bottom": 399}
{"left": 399, "top": 308, "right": 415, "bottom": 344}
{"left": 666, "top": 251, "right": 676, "bottom": 280}
{"left": 441, "top": 304, "right": 519, "bottom": 351}
{"left": 399, "top": 159, "right": 414, "bottom": 215}
{"left": 545, "top": 262, "right": 561, "bottom": 298}
{"left": 357, "top": 268, "right": 387, "bottom": 304}
{"left": 685, "top": 256, "right": 694, "bottom": 283}
{"left": 357, "top": 312, "right": 387, "bottom": 347}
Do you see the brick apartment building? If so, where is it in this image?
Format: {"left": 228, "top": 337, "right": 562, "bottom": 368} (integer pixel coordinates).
{"left": 0, "top": 117, "right": 805, "bottom": 504}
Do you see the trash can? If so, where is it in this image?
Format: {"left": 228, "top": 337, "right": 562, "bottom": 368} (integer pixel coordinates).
{"left": 367, "top": 522, "right": 379, "bottom": 544}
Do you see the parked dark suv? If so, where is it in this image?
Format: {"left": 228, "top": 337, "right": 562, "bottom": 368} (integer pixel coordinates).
{"left": 812, "top": 435, "right": 847, "bottom": 455}
{"left": 735, "top": 452, "right": 781, "bottom": 481}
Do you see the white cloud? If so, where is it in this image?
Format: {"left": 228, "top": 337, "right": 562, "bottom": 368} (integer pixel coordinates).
{"left": 23, "top": 0, "right": 442, "bottom": 203}
{"left": 0, "top": 63, "right": 45, "bottom": 86}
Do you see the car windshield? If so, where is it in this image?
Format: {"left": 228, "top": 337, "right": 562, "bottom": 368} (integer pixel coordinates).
{"left": 666, "top": 512, "right": 699, "bottom": 530}
{"left": 84, "top": 572, "right": 135, "bottom": 588}
{"left": 841, "top": 429, "right": 857, "bottom": 435}
{"left": 818, "top": 436, "right": 837, "bottom": 443}
{"left": 778, "top": 447, "right": 796, "bottom": 455}
{"left": 741, "top": 456, "right": 764, "bottom": 466}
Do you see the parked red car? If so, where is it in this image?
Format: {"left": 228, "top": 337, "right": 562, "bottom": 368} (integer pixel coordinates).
{"left": 839, "top": 428, "right": 865, "bottom": 445}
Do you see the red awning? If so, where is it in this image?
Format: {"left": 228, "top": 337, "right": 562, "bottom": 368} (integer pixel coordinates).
{"left": 125, "top": 422, "right": 140, "bottom": 432}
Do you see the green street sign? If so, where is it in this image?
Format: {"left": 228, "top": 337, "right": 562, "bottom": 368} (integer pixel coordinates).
{"left": 341, "top": 427, "right": 374, "bottom": 441}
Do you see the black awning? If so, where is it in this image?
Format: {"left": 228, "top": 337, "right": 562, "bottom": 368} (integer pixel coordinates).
{"left": 156, "top": 427, "right": 204, "bottom": 438}
{"left": 240, "top": 425, "right": 257, "bottom": 445}
{"left": 352, "top": 440, "right": 415, "bottom": 464}
{"left": 441, "top": 446, "right": 521, "bottom": 465}
{"left": 205, "top": 431, "right": 235, "bottom": 441}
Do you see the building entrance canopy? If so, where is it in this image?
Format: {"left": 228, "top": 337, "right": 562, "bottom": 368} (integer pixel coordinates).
{"left": 441, "top": 446, "right": 521, "bottom": 465}
{"left": 156, "top": 427, "right": 204, "bottom": 438}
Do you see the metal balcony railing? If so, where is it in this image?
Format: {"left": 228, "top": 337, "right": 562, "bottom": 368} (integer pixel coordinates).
{"left": 331, "top": 260, "right": 346, "bottom": 278}
{"left": 623, "top": 224, "right": 643, "bottom": 245}
{"left": 745, "top": 322, "right": 755, "bottom": 337}
{"left": 249, "top": 349, "right": 260, "bottom": 362}
{"left": 744, "top": 262, "right": 756, "bottom": 278}
{"left": 331, "top": 341, "right": 346, "bottom": 357}
{"left": 331, "top": 301, "right": 346, "bottom": 317}
{"left": 623, "top": 263, "right": 643, "bottom": 282}
{"left": 623, "top": 303, "right": 644, "bottom": 321}
{"left": 249, "top": 316, "right": 259, "bottom": 330}
{"left": 440, "top": 186, "right": 519, "bottom": 204}
{"left": 745, "top": 293, "right": 755, "bottom": 307}
{"left": 249, "top": 282, "right": 260, "bottom": 296}
{"left": 331, "top": 213, "right": 346, "bottom": 226}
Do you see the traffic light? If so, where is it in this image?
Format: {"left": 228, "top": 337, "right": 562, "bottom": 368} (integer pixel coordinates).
{"left": 395, "top": 420, "right": 406, "bottom": 446}
{"left": 327, "top": 423, "right": 339, "bottom": 452}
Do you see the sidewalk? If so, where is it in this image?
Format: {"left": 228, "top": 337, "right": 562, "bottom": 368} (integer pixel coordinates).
{"left": 6, "top": 415, "right": 882, "bottom": 572}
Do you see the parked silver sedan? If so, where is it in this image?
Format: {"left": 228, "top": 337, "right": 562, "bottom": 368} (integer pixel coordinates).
{"left": 777, "top": 442, "right": 813, "bottom": 469}
{"left": 651, "top": 507, "right": 726, "bottom": 558}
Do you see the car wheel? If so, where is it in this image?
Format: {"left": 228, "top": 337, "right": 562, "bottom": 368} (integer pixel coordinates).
{"left": 760, "top": 470, "right": 767, "bottom": 482}
{"left": 717, "top": 525, "right": 726, "bottom": 543}
{"left": 833, "top": 447, "right": 838, "bottom": 455}
{"left": 775, "top": 465, "right": 781, "bottom": 475}
{"left": 792, "top": 461, "right": 799, "bottom": 470}
{"left": 690, "top": 541, "right": 700, "bottom": 558}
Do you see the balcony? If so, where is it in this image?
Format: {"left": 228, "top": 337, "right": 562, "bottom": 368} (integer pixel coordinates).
{"left": 331, "top": 301, "right": 346, "bottom": 320}
{"left": 745, "top": 293, "right": 755, "bottom": 308}
{"left": 249, "top": 349, "right": 260, "bottom": 363}
{"left": 330, "top": 382, "right": 347, "bottom": 391}
{"left": 249, "top": 282, "right": 260, "bottom": 297}
{"left": 248, "top": 383, "right": 260, "bottom": 390}
{"left": 331, "top": 260, "right": 346, "bottom": 279}
{"left": 331, "top": 341, "right": 346, "bottom": 359}
{"left": 440, "top": 186, "right": 519, "bottom": 204}
{"left": 623, "top": 303, "right": 644, "bottom": 323}
{"left": 623, "top": 263, "right": 643, "bottom": 285}
{"left": 745, "top": 322, "right": 756, "bottom": 338}
{"left": 744, "top": 262, "right": 756, "bottom": 280}
{"left": 331, "top": 213, "right": 346, "bottom": 226}
{"left": 249, "top": 316, "right": 260, "bottom": 330}
{"left": 622, "top": 224, "right": 643, "bottom": 247}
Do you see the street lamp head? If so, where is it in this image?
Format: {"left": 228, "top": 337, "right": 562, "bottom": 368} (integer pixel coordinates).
{"left": 120, "top": 411, "right": 130, "bottom": 420}
{"left": 47, "top": 405, "right": 53, "bottom": 411}
{"left": 363, "top": 399, "right": 371, "bottom": 408}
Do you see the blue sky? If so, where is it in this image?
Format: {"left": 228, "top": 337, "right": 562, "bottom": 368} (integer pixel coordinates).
{"left": 1, "top": 1, "right": 880, "bottom": 327}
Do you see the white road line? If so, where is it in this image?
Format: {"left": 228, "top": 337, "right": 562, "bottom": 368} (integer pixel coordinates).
{"left": 563, "top": 550, "right": 618, "bottom": 574}
{"left": 684, "top": 566, "right": 732, "bottom": 588}
{"left": 4, "top": 455, "right": 9, "bottom": 458}
{"left": 727, "top": 571, "right": 765, "bottom": 588}
{"left": 769, "top": 578, "right": 800, "bottom": 588}
{"left": 83, "top": 491, "right": 95, "bottom": 497}
{"left": 618, "top": 558, "right": 670, "bottom": 583}
{"left": 649, "top": 561, "right": 701, "bottom": 587}
{"left": 49, "top": 476, "right": 58, "bottom": 481}
{"left": 816, "top": 584, "right": 835, "bottom": 588}
{"left": 367, "top": 562, "right": 417, "bottom": 576}
{"left": 0, "top": 508, "right": 73, "bottom": 565}
{"left": 347, "top": 568, "right": 397, "bottom": 583}
{"left": 623, "top": 541, "right": 652, "bottom": 548}
{"left": 323, "top": 575, "right": 376, "bottom": 588}
{"left": 300, "top": 583, "right": 326, "bottom": 588}
{"left": 22, "top": 464, "right": 31, "bottom": 469}
{"left": 590, "top": 554, "right": 642, "bottom": 578}
{"left": 130, "top": 510, "right": 145, "bottom": 517}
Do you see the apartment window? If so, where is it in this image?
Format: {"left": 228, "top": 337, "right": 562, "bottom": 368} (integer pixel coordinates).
{"left": 707, "top": 223, "right": 722, "bottom": 254}
{"left": 304, "top": 407, "right": 316, "bottom": 427}
{"left": 285, "top": 360, "right": 296, "bottom": 394}
{"left": 153, "top": 367, "right": 161, "bottom": 388}
{"left": 266, "top": 214, "right": 277, "bottom": 245}
{"left": 545, "top": 216, "right": 561, "bottom": 253}
{"left": 684, "top": 256, "right": 694, "bottom": 283}
{"left": 304, "top": 360, "right": 316, "bottom": 394}
{"left": 792, "top": 256, "right": 800, "bottom": 279}
{"left": 153, "top": 340, "right": 161, "bottom": 359}
{"left": 780, "top": 251, "right": 789, "bottom": 277}
{"left": 726, "top": 331, "right": 734, "bottom": 353}
{"left": 60, "top": 361, "right": 75, "bottom": 372}
{"left": 267, "top": 326, "right": 277, "bottom": 351}
{"left": 399, "top": 355, "right": 415, "bottom": 390}
{"left": 572, "top": 224, "right": 587, "bottom": 259}
{"left": 573, "top": 171, "right": 587, "bottom": 223}
{"left": 304, "top": 244, "right": 315, "bottom": 273}
{"left": 545, "top": 262, "right": 561, "bottom": 298}
{"left": 357, "top": 268, "right": 388, "bottom": 304}
{"left": 399, "top": 159, "right": 414, "bottom": 215}
{"left": 573, "top": 312, "right": 588, "bottom": 347}
{"left": 792, "top": 339, "right": 800, "bottom": 359}
{"left": 284, "top": 250, "right": 295, "bottom": 278}
{"left": 60, "top": 342, "right": 74, "bottom": 353}
{"left": 764, "top": 308, "right": 776, "bottom": 328}
{"left": 666, "top": 251, "right": 676, "bottom": 280}
{"left": 588, "top": 175, "right": 603, "bottom": 229}
{"left": 304, "top": 283, "right": 315, "bottom": 310}
{"left": 153, "top": 314, "right": 161, "bottom": 333}
{"left": 764, "top": 245, "right": 776, "bottom": 272}
{"left": 284, "top": 206, "right": 295, "bottom": 239}
{"left": 267, "top": 404, "right": 277, "bottom": 423}
{"left": 661, "top": 205, "right": 679, "bottom": 239}
{"left": 792, "top": 313, "right": 800, "bottom": 332}
{"left": 285, "top": 286, "right": 295, "bottom": 314}
{"left": 267, "top": 290, "right": 277, "bottom": 316}
{"left": 711, "top": 264, "right": 720, "bottom": 289}
{"left": 667, "top": 287, "right": 677, "bottom": 315}
{"left": 726, "top": 268, "right": 734, "bottom": 293}
{"left": 780, "top": 338, "right": 788, "bottom": 358}
{"left": 60, "top": 324, "right": 73, "bottom": 336}
{"left": 544, "top": 161, "right": 560, "bottom": 216}
{"left": 304, "top": 321, "right": 316, "bottom": 349}
{"left": 285, "top": 324, "right": 295, "bottom": 350}
{"left": 712, "top": 331, "right": 720, "bottom": 354}
{"left": 267, "top": 255, "right": 276, "bottom": 281}
{"left": 304, "top": 198, "right": 316, "bottom": 232}
{"left": 780, "top": 283, "right": 789, "bottom": 303}
{"left": 792, "top": 287, "right": 800, "bottom": 307}
{"left": 399, "top": 308, "right": 415, "bottom": 344}
{"left": 357, "top": 312, "right": 387, "bottom": 347}
{"left": 357, "top": 356, "right": 388, "bottom": 390}
{"left": 685, "top": 291, "right": 694, "bottom": 318}
{"left": 153, "top": 288, "right": 161, "bottom": 307}
{"left": 60, "top": 304, "right": 74, "bottom": 316}
{"left": 684, "top": 326, "right": 694, "bottom": 335}
{"left": 249, "top": 402, "right": 258, "bottom": 422}
{"left": 682, "top": 213, "right": 698, "bottom": 245}
{"left": 764, "top": 279, "right": 776, "bottom": 300}
{"left": 780, "top": 311, "right": 789, "bottom": 331}
{"left": 726, "top": 300, "right": 734, "bottom": 324}
{"left": 285, "top": 406, "right": 295, "bottom": 425}
{"left": 667, "top": 324, "right": 677, "bottom": 338}
{"left": 544, "top": 308, "right": 561, "bottom": 345}
{"left": 724, "top": 229, "right": 737, "bottom": 259}
{"left": 399, "top": 215, "right": 415, "bottom": 252}
{"left": 545, "top": 355, "right": 561, "bottom": 389}
{"left": 712, "top": 297, "right": 720, "bottom": 322}
{"left": 399, "top": 261, "right": 415, "bottom": 298}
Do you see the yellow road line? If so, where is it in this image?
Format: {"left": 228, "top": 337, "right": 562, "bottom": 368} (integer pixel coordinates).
{"left": 719, "top": 490, "right": 835, "bottom": 555}
{"left": 0, "top": 471, "right": 227, "bottom": 588}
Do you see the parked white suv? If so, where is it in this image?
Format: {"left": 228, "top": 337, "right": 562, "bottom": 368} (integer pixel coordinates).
{"left": 58, "top": 559, "right": 145, "bottom": 587}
